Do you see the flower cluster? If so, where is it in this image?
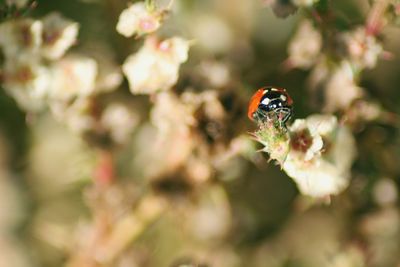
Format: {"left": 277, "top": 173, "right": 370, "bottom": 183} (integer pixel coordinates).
{"left": 116, "top": 1, "right": 245, "bottom": 187}
{"left": 122, "top": 36, "right": 190, "bottom": 94}
{"left": 254, "top": 114, "right": 356, "bottom": 198}
{"left": 287, "top": 20, "right": 322, "bottom": 69}
{"left": 251, "top": 0, "right": 396, "bottom": 199}
{"left": 0, "top": 13, "right": 78, "bottom": 109}
{"left": 287, "top": 17, "right": 383, "bottom": 112}
{"left": 1, "top": 0, "right": 399, "bottom": 266}
{"left": 283, "top": 115, "right": 356, "bottom": 197}
{"left": 116, "top": 0, "right": 190, "bottom": 96}
{"left": 309, "top": 59, "right": 364, "bottom": 112}
{"left": 0, "top": 12, "right": 140, "bottom": 146}
{"left": 134, "top": 86, "right": 248, "bottom": 187}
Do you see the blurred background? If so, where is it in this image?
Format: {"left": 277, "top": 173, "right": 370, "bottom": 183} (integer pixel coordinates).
{"left": 0, "top": 0, "right": 400, "bottom": 266}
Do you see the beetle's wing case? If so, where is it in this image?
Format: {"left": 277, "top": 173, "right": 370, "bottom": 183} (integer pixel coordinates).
{"left": 247, "top": 88, "right": 266, "bottom": 120}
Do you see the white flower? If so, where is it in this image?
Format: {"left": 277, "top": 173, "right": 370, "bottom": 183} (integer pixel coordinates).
{"left": 288, "top": 20, "right": 322, "bottom": 69}
{"left": 341, "top": 27, "right": 382, "bottom": 69}
{"left": 308, "top": 59, "right": 364, "bottom": 112}
{"left": 100, "top": 103, "right": 139, "bottom": 144}
{"left": 0, "top": 18, "right": 42, "bottom": 58}
{"left": 2, "top": 55, "right": 50, "bottom": 110}
{"left": 288, "top": 118, "right": 324, "bottom": 161}
{"left": 0, "top": 13, "right": 78, "bottom": 60}
{"left": 324, "top": 61, "right": 363, "bottom": 112}
{"left": 48, "top": 55, "right": 98, "bottom": 100}
{"left": 40, "top": 12, "right": 79, "bottom": 60}
{"left": 122, "top": 36, "right": 190, "bottom": 94}
{"left": 116, "top": 2, "right": 163, "bottom": 37}
{"left": 284, "top": 156, "right": 350, "bottom": 198}
{"left": 283, "top": 114, "right": 356, "bottom": 197}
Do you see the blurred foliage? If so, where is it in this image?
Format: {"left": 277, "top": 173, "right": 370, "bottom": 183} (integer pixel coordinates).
{"left": 0, "top": 0, "right": 399, "bottom": 267}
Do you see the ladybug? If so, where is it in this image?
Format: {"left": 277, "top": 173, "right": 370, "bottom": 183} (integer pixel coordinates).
{"left": 248, "top": 87, "right": 293, "bottom": 126}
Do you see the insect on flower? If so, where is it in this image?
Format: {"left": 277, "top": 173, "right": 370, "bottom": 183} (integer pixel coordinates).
{"left": 248, "top": 86, "right": 293, "bottom": 127}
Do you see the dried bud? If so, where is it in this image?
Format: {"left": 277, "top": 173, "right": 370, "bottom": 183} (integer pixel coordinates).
{"left": 253, "top": 120, "right": 290, "bottom": 165}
